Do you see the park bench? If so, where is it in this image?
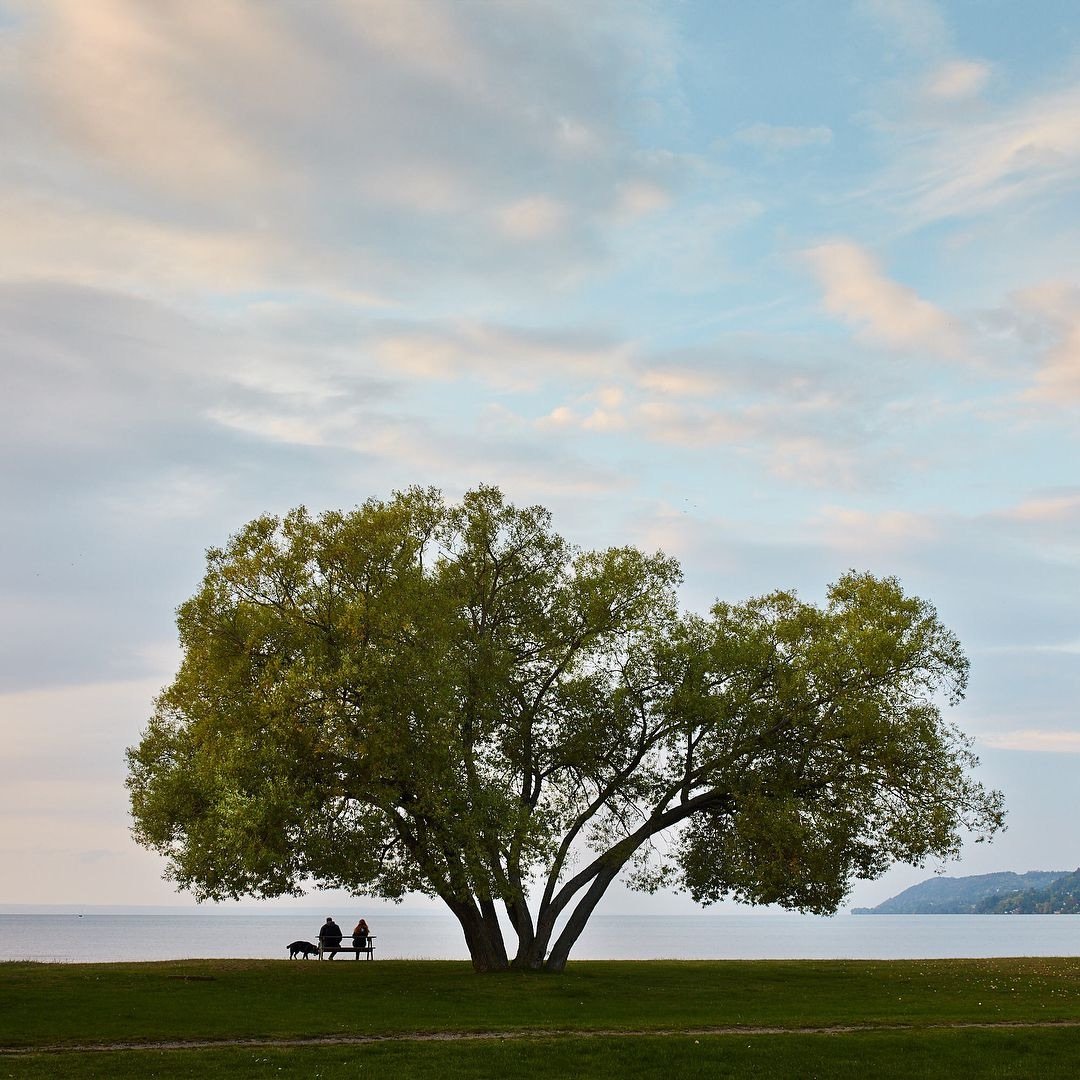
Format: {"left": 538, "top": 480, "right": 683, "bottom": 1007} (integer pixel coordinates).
{"left": 319, "top": 936, "right": 376, "bottom": 960}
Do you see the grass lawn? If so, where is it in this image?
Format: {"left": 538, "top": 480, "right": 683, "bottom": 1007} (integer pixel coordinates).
{"left": 3, "top": 958, "right": 1080, "bottom": 1077}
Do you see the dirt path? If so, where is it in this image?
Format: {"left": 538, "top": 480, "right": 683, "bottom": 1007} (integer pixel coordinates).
{"left": 6, "top": 1020, "right": 1080, "bottom": 1056}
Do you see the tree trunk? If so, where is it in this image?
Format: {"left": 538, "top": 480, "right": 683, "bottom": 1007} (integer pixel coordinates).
{"left": 513, "top": 932, "right": 547, "bottom": 971}
{"left": 542, "top": 857, "right": 626, "bottom": 973}
{"left": 536, "top": 795, "right": 733, "bottom": 971}
{"left": 445, "top": 896, "right": 511, "bottom": 972}
{"left": 506, "top": 895, "right": 538, "bottom": 970}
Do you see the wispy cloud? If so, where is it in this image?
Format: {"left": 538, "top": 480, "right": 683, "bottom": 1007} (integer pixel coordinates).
{"left": 5, "top": 0, "right": 685, "bottom": 299}
{"left": 981, "top": 730, "right": 1080, "bottom": 753}
{"left": 1014, "top": 284, "right": 1080, "bottom": 402}
{"left": 922, "top": 59, "right": 991, "bottom": 102}
{"left": 996, "top": 490, "right": 1080, "bottom": 524}
{"left": 2, "top": 0, "right": 1079, "bottom": 906}
{"left": 497, "top": 195, "right": 570, "bottom": 240}
{"left": 523, "top": 338, "right": 903, "bottom": 488}
{"left": 803, "top": 240, "right": 964, "bottom": 356}
{"left": 878, "top": 84, "right": 1080, "bottom": 227}
{"left": 17, "top": 0, "right": 287, "bottom": 195}
{"left": 732, "top": 123, "right": 833, "bottom": 152}
{"left": 815, "top": 506, "right": 939, "bottom": 550}
{"left": 858, "top": 0, "right": 952, "bottom": 55}
{"left": 371, "top": 322, "right": 632, "bottom": 390}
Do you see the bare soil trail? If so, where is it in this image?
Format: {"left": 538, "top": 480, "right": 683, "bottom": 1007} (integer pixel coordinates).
{"left": 6, "top": 1019, "right": 1080, "bottom": 1056}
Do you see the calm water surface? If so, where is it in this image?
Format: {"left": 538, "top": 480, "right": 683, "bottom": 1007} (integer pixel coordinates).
{"left": 2, "top": 909, "right": 1079, "bottom": 964}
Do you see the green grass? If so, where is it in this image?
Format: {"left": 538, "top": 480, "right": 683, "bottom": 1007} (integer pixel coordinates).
{"left": 6, "top": 1031, "right": 1080, "bottom": 1080}
{"left": 3, "top": 958, "right": 1080, "bottom": 1077}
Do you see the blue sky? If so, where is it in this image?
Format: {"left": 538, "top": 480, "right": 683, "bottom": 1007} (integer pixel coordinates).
{"left": 1, "top": 0, "right": 1078, "bottom": 910}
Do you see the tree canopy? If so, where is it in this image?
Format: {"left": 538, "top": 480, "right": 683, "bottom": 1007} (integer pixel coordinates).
{"left": 127, "top": 485, "right": 1004, "bottom": 971}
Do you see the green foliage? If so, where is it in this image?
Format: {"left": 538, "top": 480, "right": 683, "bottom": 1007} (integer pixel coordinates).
{"left": 127, "top": 485, "right": 1004, "bottom": 971}
{"left": 853, "top": 870, "right": 1070, "bottom": 914}
{"left": 978, "top": 868, "right": 1080, "bottom": 914}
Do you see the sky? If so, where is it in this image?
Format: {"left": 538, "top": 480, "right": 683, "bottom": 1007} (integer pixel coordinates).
{"left": 1, "top": 0, "right": 1078, "bottom": 914}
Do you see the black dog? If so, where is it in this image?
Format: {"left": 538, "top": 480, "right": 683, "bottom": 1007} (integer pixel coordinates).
{"left": 287, "top": 940, "right": 320, "bottom": 959}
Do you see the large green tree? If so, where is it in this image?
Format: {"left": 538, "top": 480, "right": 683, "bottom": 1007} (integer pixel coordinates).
{"left": 127, "top": 486, "right": 1003, "bottom": 971}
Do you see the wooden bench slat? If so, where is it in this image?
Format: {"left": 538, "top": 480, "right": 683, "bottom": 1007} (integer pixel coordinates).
{"left": 318, "top": 936, "right": 376, "bottom": 960}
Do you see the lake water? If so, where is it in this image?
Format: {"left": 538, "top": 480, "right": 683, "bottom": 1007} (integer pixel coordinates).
{"left": 3, "top": 908, "right": 1080, "bottom": 964}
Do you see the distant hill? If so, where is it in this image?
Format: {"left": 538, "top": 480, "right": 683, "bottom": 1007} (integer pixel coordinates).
{"left": 976, "top": 869, "right": 1080, "bottom": 914}
{"left": 852, "top": 871, "right": 1072, "bottom": 914}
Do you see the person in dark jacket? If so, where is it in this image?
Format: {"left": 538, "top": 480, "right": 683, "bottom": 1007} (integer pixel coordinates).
{"left": 319, "top": 917, "right": 343, "bottom": 958}
{"left": 352, "top": 918, "right": 370, "bottom": 949}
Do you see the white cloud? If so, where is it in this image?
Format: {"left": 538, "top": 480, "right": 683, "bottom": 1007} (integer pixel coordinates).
{"left": 18, "top": 0, "right": 299, "bottom": 195}
{"left": 766, "top": 438, "right": 861, "bottom": 489}
{"left": 205, "top": 408, "right": 334, "bottom": 448}
{"left": 594, "top": 385, "right": 624, "bottom": 410}
{"left": 537, "top": 405, "right": 579, "bottom": 429}
{"left": 882, "top": 84, "right": 1080, "bottom": 226}
{"left": 615, "top": 180, "right": 672, "bottom": 217}
{"left": 981, "top": 730, "right": 1080, "bottom": 753}
{"left": 1013, "top": 284, "right": 1080, "bottom": 402}
{"left": 980, "top": 640, "right": 1080, "bottom": 657}
{"left": 371, "top": 322, "right": 631, "bottom": 389}
{"left": 331, "top": 0, "right": 489, "bottom": 96}
{"left": 988, "top": 488, "right": 1080, "bottom": 565}
{"left": 2, "top": 0, "right": 1077, "bottom": 910}
{"left": 997, "top": 490, "right": 1080, "bottom": 524}
{"left": 923, "top": 59, "right": 991, "bottom": 102}
{"left": 733, "top": 123, "right": 833, "bottom": 151}
{"left": 0, "top": 677, "right": 162, "bottom": 769}
{"left": 857, "top": 0, "right": 1077, "bottom": 233}
{"left": 803, "top": 240, "right": 964, "bottom": 356}
{"left": 636, "top": 401, "right": 753, "bottom": 447}
{"left": 0, "top": 191, "right": 305, "bottom": 295}
{"left": 859, "top": 0, "right": 952, "bottom": 54}
{"left": 556, "top": 116, "right": 602, "bottom": 154}
{"left": 5, "top": 0, "right": 686, "bottom": 301}
{"left": 497, "top": 195, "right": 569, "bottom": 239}
{"left": 535, "top": 385, "right": 628, "bottom": 433}
{"left": 101, "top": 468, "right": 227, "bottom": 521}
{"left": 811, "top": 488, "right": 1080, "bottom": 567}
{"left": 583, "top": 409, "right": 626, "bottom": 432}
{"left": 638, "top": 367, "right": 726, "bottom": 398}
{"left": 815, "top": 506, "right": 939, "bottom": 550}
{"left": 512, "top": 337, "right": 901, "bottom": 490}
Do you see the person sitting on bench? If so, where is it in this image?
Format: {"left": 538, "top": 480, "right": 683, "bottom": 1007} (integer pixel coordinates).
{"left": 352, "top": 918, "right": 370, "bottom": 950}
{"left": 319, "top": 916, "right": 343, "bottom": 958}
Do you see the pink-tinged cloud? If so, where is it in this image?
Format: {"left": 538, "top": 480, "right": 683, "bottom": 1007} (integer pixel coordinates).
{"left": 23, "top": 0, "right": 297, "bottom": 195}
{"left": 497, "top": 195, "right": 569, "bottom": 239}
{"left": 815, "top": 506, "right": 939, "bottom": 550}
{"left": 766, "top": 438, "right": 860, "bottom": 489}
{"left": 997, "top": 492, "right": 1080, "bottom": 523}
{"left": 803, "top": 240, "right": 964, "bottom": 356}
{"left": 733, "top": 123, "right": 833, "bottom": 151}
{"left": 887, "top": 84, "right": 1080, "bottom": 225}
{"left": 371, "top": 323, "right": 631, "bottom": 390}
{"left": 636, "top": 401, "right": 753, "bottom": 447}
{"left": 981, "top": 730, "right": 1080, "bottom": 753}
{"left": 615, "top": 180, "right": 672, "bottom": 218}
{"left": 860, "top": 0, "right": 952, "bottom": 54}
{"left": 923, "top": 59, "right": 991, "bottom": 102}
{"left": 1015, "top": 284, "right": 1080, "bottom": 402}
